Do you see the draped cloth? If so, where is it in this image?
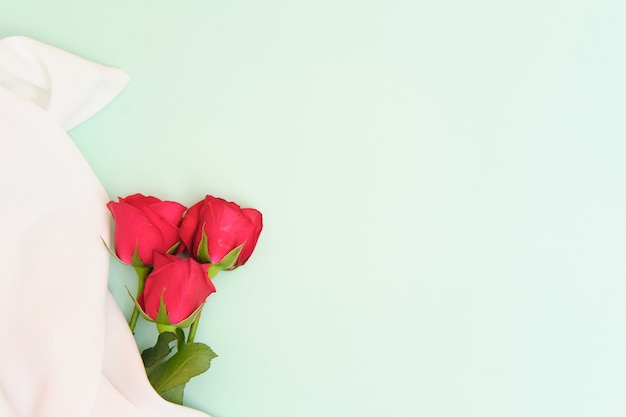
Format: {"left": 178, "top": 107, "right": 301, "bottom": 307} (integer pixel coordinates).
{"left": 0, "top": 36, "right": 210, "bottom": 417}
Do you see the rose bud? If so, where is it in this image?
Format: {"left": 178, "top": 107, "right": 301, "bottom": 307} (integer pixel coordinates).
{"left": 137, "top": 252, "right": 216, "bottom": 327}
{"left": 180, "top": 195, "right": 262, "bottom": 270}
{"left": 107, "top": 194, "right": 186, "bottom": 266}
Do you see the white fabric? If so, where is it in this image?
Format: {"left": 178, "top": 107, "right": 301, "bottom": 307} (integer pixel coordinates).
{"left": 0, "top": 36, "right": 211, "bottom": 417}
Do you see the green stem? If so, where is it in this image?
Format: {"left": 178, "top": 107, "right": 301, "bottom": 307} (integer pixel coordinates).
{"left": 187, "top": 309, "right": 203, "bottom": 343}
{"left": 129, "top": 266, "right": 151, "bottom": 332}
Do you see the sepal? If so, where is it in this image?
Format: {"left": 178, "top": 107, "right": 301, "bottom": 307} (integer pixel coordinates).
{"left": 131, "top": 246, "right": 147, "bottom": 268}
{"left": 215, "top": 243, "right": 244, "bottom": 270}
{"left": 101, "top": 237, "right": 123, "bottom": 263}
{"left": 196, "top": 227, "right": 210, "bottom": 263}
{"left": 127, "top": 288, "right": 206, "bottom": 332}
{"left": 207, "top": 244, "right": 245, "bottom": 278}
{"left": 196, "top": 229, "right": 244, "bottom": 270}
{"left": 167, "top": 241, "right": 180, "bottom": 255}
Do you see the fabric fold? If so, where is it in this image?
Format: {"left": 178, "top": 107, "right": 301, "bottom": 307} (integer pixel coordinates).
{"left": 0, "top": 36, "right": 211, "bottom": 417}
{"left": 0, "top": 36, "right": 129, "bottom": 130}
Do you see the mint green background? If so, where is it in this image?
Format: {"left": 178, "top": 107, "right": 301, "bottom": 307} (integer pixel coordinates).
{"left": 3, "top": 1, "right": 626, "bottom": 416}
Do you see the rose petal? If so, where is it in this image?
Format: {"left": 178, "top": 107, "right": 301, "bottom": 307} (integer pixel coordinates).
{"left": 179, "top": 199, "right": 203, "bottom": 253}
{"left": 121, "top": 193, "right": 161, "bottom": 206}
{"left": 107, "top": 201, "right": 164, "bottom": 265}
{"left": 149, "top": 201, "right": 187, "bottom": 226}
{"left": 141, "top": 258, "right": 216, "bottom": 324}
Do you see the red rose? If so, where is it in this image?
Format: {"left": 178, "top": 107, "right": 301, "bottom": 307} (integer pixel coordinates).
{"left": 107, "top": 194, "right": 186, "bottom": 266}
{"left": 138, "top": 252, "right": 216, "bottom": 325}
{"left": 180, "top": 195, "right": 263, "bottom": 268}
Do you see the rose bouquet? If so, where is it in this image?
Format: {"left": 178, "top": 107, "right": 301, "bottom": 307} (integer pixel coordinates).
{"left": 106, "top": 194, "right": 262, "bottom": 405}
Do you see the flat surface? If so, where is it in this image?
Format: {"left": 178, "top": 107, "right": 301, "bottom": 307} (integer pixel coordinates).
{"left": 3, "top": 1, "right": 626, "bottom": 416}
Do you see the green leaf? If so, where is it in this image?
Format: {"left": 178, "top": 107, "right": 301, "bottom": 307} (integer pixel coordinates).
{"left": 141, "top": 332, "right": 177, "bottom": 369}
{"left": 216, "top": 243, "right": 244, "bottom": 270}
{"left": 160, "top": 384, "right": 185, "bottom": 405}
{"left": 148, "top": 343, "right": 218, "bottom": 393}
{"left": 175, "top": 327, "right": 186, "bottom": 351}
{"left": 197, "top": 228, "right": 211, "bottom": 263}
